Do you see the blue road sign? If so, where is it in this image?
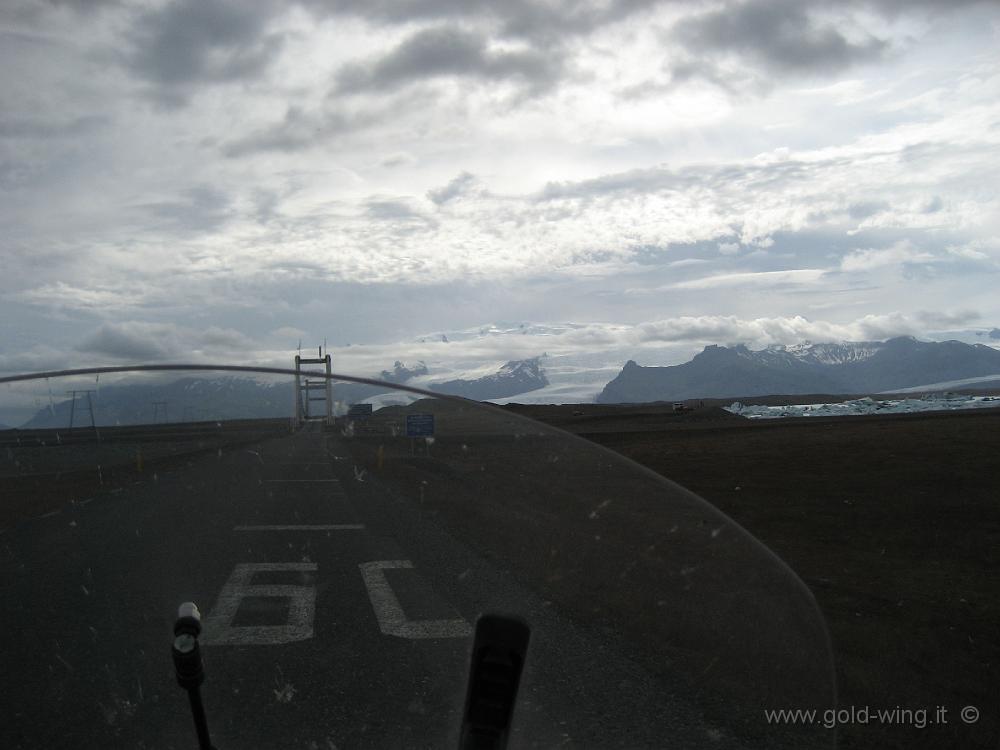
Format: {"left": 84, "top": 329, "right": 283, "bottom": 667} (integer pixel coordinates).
{"left": 347, "top": 403, "right": 373, "bottom": 420}
{"left": 405, "top": 414, "right": 435, "bottom": 437}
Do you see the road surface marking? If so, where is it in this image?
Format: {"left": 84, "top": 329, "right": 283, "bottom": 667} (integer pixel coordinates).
{"left": 359, "top": 560, "right": 472, "bottom": 639}
{"left": 202, "top": 562, "right": 317, "bottom": 646}
{"left": 234, "top": 524, "right": 364, "bottom": 531}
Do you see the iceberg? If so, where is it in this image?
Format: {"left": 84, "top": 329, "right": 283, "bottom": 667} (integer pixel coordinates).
{"left": 725, "top": 394, "right": 1000, "bottom": 419}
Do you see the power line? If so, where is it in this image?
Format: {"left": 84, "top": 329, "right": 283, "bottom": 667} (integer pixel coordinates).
{"left": 66, "top": 389, "right": 100, "bottom": 440}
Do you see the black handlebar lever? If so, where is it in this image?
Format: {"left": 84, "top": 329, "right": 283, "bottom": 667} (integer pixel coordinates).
{"left": 459, "top": 614, "right": 531, "bottom": 750}
{"left": 172, "top": 602, "right": 217, "bottom": 750}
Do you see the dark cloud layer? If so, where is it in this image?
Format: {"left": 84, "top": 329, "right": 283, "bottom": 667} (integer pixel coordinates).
{"left": 108, "top": 0, "right": 986, "bottom": 109}
{"left": 670, "top": 0, "right": 887, "bottom": 90}
{"left": 125, "top": 0, "right": 284, "bottom": 106}
{"left": 77, "top": 322, "right": 172, "bottom": 360}
{"left": 74, "top": 321, "right": 260, "bottom": 361}
{"left": 334, "top": 26, "right": 565, "bottom": 96}
{"left": 311, "top": 0, "right": 660, "bottom": 43}
{"left": 317, "top": 0, "right": 988, "bottom": 40}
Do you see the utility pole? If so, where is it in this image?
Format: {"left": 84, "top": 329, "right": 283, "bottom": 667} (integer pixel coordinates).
{"left": 153, "top": 401, "right": 169, "bottom": 424}
{"left": 66, "top": 389, "right": 100, "bottom": 440}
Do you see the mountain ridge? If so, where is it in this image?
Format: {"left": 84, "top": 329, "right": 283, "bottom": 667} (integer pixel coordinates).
{"left": 598, "top": 337, "right": 1000, "bottom": 403}
{"left": 14, "top": 358, "right": 550, "bottom": 428}
{"left": 430, "top": 358, "right": 549, "bottom": 400}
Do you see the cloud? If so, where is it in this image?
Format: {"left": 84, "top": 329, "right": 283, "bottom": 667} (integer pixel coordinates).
{"left": 670, "top": 0, "right": 887, "bottom": 83}
{"left": 666, "top": 258, "right": 711, "bottom": 269}
{"left": 664, "top": 57, "right": 768, "bottom": 97}
{"left": 840, "top": 240, "right": 935, "bottom": 271}
{"left": 312, "top": 0, "right": 985, "bottom": 50}
{"left": 538, "top": 164, "right": 688, "bottom": 201}
{"left": 670, "top": 269, "right": 827, "bottom": 289}
{"left": 365, "top": 198, "right": 426, "bottom": 221}
{"left": 76, "top": 321, "right": 260, "bottom": 361}
{"left": 0, "top": 115, "right": 107, "bottom": 140}
{"left": 915, "top": 309, "right": 980, "bottom": 328}
{"left": 311, "top": 0, "right": 661, "bottom": 44}
{"left": 124, "top": 0, "right": 284, "bottom": 106}
{"left": 135, "top": 185, "right": 232, "bottom": 234}
{"left": 41, "top": 0, "right": 123, "bottom": 10}
{"left": 717, "top": 241, "right": 740, "bottom": 255}
{"left": 379, "top": 151, "right": 415, "bottom": 168}
{"left": 847, "top": 200, "right": 890, "bottom": 220}
{"left": 222, "top": 105, "right": 382, "bottom": 157}
{"left": 76, "top": 322, "right": 175, "bottom": 360}
{"left": 15, "top": 282, "right": 152, "bottom": 311}
{"left": 333, "top": 25, "right": 566, "bottom": 96}
{"left": 2, "top": 0, "right": 999, "bottom": 374}
{"left": 363, "top": 197, "right": 438, "bottom": 232}
{"left": 427, "top": 172, "right": 479, "bottom": 205}
{"left": 0, "top": 344, "right": 75, "bottom": 375}
{"left": 922, "top": 195, "right": 944, "bottom": 213}
{"left": 625, "top": 311, "right": 958, "bottom": 348}
{"left": 270, "top": 326, "right": 307, "bottom": 341}
{"left": 947, "top": 245, "right": 989, "bottom": 261}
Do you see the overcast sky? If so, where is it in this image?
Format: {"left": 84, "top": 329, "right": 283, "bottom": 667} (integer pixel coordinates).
{"left": 2, "top": 0, "right": 999, "bottom": 378}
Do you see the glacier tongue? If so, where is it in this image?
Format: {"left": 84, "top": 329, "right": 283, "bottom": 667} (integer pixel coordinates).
{"left": 726, "top": 394, "right": 1000, "bottom": 419}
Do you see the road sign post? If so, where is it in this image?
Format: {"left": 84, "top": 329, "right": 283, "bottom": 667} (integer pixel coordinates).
{"left": 406, "top": 414, "right": 435, "bottom": 457}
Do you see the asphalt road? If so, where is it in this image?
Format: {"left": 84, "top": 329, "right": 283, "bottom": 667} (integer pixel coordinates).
{"left": 1, "top": 422, "right": 742, "bottom": 749}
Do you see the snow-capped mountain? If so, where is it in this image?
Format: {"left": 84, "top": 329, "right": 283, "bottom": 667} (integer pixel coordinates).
{"left": 598, "top": 336, "right": 1000, "bottom": 403}
{"left": 403, "top": 322, "right": 690, "bottom": 404}
{"left": 781, "top": 341, "right": 884, "bottom": 366}
{"left": 707, "top": 341, "right": 885, "bottom": 371}
{"left": 9, "top": 324, "right": 1000, "bottom": 425}
{"left": 429, "top": 358, "right": 549, "bottom": 400}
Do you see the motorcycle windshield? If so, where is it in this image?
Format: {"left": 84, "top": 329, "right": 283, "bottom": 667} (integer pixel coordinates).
{"left": 1, "top": 367, "right": 836, "bottom": 749}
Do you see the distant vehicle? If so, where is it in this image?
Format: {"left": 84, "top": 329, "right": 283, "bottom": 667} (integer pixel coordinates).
{"left": 672, "top": 401, "right": 687, "bottom": 412}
